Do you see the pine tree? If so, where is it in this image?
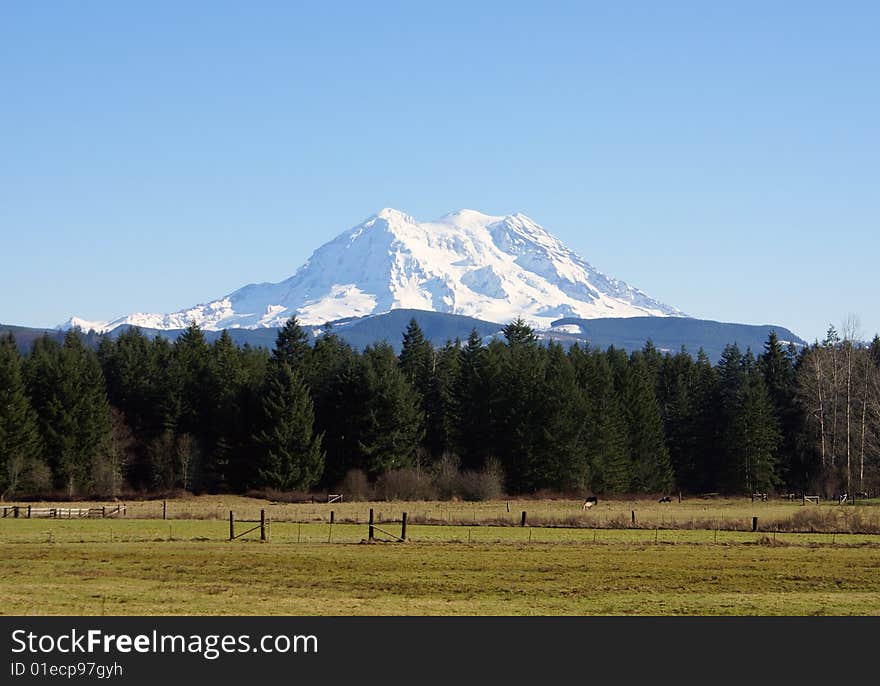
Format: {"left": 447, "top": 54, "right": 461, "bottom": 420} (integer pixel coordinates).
{"left": 26, "top": 331, "right": 112, "bottom": 495}
{"left": 319, "top": 354, "right": 372, "bottom": 486}
{"left": 201, "top": 330, "right": 247, "bottom": 489}
{"left": 870, "top": 335, "right": 880, "bottom": 369}
{"left": 606, "top": 346, "right": 632, "bottom": 398}
{"left": 531, "top": 343, "right": 590, "bottom": 491}
{"left": 660, "top": 350, "right": 699, "bottom": 492}
{"left": 399, "top": 318, "right": 433, "bottom": 392}
{"left": 492, "top": 327, "right": 546, "bottom": 492}
{"left": 98, "top": 327, "right": 152, "bottom": 424}
{"left": 63, "top": 331, "right": 112, "bottom": 495}
{"left": 424, "top": 341, "right": 460, "bottom": 460}
{"left": 759, "top": 331, "right": 799, "bottom": 488}
{"left": 585, "top": 351, "right": 630, "bottom": 493}
{"left": 308, "top": 325, "right": 352, "bottom": 391}
{"left": 254, "top": 362, "right": 324, "bottom": 490}
{"left": 272, "top": 316, "right": 311, "bottom": 371}
{"left": 718, "top": 349, "right": 780, "bottom": 493}
{"left": 453, "top": 330, "right": 497, "bottom": 470}
{"left": 640, "top": 340, "right": 665, "bottom": 395}
{"left": 322, "top": 343, "right": 423, "bottom": 482}
{"left": 760, "top": 332, "right": 795, "bottom": 409}
{"left": 358, "top": 343, "right": 424, "bottom": 475}
{"left": 309, "top": 328, "right": 354, "bottom": 485}
{"left": 227, "top": 342, "right": 270, "bottom": 489}
{"left": 691, "top": 348, "right": 721, "bottom": 491}
{"left": 0, "top": 334, "right": 44, "bottom": 497}
{"left": 97, "top": 327, "right": 165, "bottom": 487}
{"left": 627, "top": 354, "right": 674, "bottom": 492}
{"left": 399, "top": 318, "right": 435, "bottom": 460}
{"left": 733, "top": 355, "right": 781, "bottom": 493}
{"left": 23, "top": 335, "right": 63, "bottom": 427}
{"left": 501, "top": 317, "right": 538, "bottom": 347}
{"left": 172, "top": 323, "right": 211, "bottom": 440}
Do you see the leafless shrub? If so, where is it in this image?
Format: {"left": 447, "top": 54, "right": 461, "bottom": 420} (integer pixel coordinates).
{"left": 374, "top": 468, "right": 437, "bottom": 501}
{"left": 456, "top": 459, "right": 504, "bottom": 502}
{"left": 429, "top": 455, "right": 505, "bottom": 502}
{"left": 781, "top": 508, "right": 840, "bottom": 533}
{"left": 90, "top": 458, "right": 123, "bottom": 498}
{"left": 432, "top": 453, "right": 462, "bottom": 500}
{"left": 338, "top": 469, "right": 373, "bottom": 501}
{"left": 3, "top": 454, "right": 52, "bottom": 500}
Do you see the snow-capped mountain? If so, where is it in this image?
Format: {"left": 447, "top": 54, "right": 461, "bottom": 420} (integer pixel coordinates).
{"left": 65, "top": 208, "right": 685, "bottom": 332}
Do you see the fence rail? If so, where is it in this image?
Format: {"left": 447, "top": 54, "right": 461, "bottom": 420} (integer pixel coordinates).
{"left": 1, "top": 504, "right": 126, "bottom": 519}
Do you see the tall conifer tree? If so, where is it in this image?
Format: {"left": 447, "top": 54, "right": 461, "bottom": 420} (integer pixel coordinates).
{"left": 454, "top": 330, "right": 497, "bottom": 470}
{"left": 272, "top": 317, "right": 311, "bottom": 370}
{"left": 0, "top": 335, "right": 43, "bottom": 497}
{"left": 254, "top": 362, "right": 324, "bottom": 490}
{"left": 588, "top": 351, "right": 630, "bottom": 493}
{"left": 627, "top": 353, "right": 674, "bottom": 492}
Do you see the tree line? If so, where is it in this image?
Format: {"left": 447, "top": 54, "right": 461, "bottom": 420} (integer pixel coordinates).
{"left": 1, "top": 316, "right": 879, "bottom": 500}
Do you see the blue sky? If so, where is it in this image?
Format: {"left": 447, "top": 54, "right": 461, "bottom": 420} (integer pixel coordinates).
{"left": 2, "top": 1, "right": 878, "bottom": 341}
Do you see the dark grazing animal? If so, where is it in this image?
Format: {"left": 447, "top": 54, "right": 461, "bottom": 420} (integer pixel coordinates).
{"left": 658, "top": 496, "right": 672, "bottom": 503}
{"left": 582, "top": 496, "right": 598, "bottom": 510}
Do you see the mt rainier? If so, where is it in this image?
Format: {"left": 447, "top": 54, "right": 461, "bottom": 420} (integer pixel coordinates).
{"left": 66, "top": 208, "right": 685, "bottom": 332}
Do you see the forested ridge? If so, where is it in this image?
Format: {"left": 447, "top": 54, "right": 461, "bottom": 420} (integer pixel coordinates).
{"left": 1, "top": 316, "right": 879, "bottom": 500}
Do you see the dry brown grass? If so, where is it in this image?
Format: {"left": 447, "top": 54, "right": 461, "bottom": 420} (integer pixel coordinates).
{"left": 4, "top": 493, "right": 880, "bottom": 534}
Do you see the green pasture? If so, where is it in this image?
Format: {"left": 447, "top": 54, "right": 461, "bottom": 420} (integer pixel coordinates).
{"left": 2, "top": 517, "right": 880, "bottom": 546}
{"left": 2, "top": 515, "right": 880, "bottom": 616}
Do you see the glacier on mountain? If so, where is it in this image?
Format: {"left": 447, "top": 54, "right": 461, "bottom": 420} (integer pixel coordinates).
{"left": 64, "top": 208, "right": 685, "bottom": 332}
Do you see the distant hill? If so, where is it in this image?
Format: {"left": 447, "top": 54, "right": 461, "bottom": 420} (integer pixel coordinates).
{"left": 3, "top": 310, "right": 806, "bottom": 362}
{"left": 545, "top": 316, "right": 807, "bottom": 362}
{"left": 0, "top": 323, "right": 105, "bottom": 354}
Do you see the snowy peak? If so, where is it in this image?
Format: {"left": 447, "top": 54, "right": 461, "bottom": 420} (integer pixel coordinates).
{"left": 56, "top": 316, "right": 110, "bottom": 333}
{"left": 65, "top": 208, "right": 686, "bottom": 332}
{"left": 375, "top": 207, "right": 415, "bottom": 222}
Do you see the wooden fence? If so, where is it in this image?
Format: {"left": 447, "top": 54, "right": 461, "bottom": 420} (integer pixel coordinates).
{"left": 229, "top": 510, "right": 268, "bottom": 541}
{"left": 1, "top": 504, "right": 126, "bottom": 519}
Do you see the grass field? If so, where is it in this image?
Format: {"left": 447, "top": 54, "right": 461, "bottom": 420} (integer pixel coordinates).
{"left": 2, "top": 535, "right": 880, "bottom": 616}
{"left": 5, "top": 493, "right": 880, "bottom": 532}
{"left": 2, "top": 497, "right": 880, "bottom": 616}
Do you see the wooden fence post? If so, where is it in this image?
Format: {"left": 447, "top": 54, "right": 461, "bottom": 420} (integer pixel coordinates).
{"left": 27, "top": 505, "right": 31, "bottom": 519}
{"left": 229, "top": 511, "right": 234, "bottom": 541}
{"left": 330, "top": 510, "right": 334, "bottom": 525}
{"left": 260, "top": 510, "right": 266, "bottom": 541}
{"left": 102, "top": 506, "right": 106, "bottom": 518}
{"left": 14, "top": 506, "right": 19, "bottom": 519}
{"left": 752, "top": 517, "right": 758, "bottom": 532}
{"left": 520, "top": 511, "right": 527, "bottom": 527}
{"left": 163, "top": 500, "right": 167, "bottom": 520}
{"left": 401, "top": 512, "right": 407, "bottom": 541}
{"left": 632, "top": 510, "right": 636, "bottom": 526}
{"left": 369, "top": 508, "right": 374, "bottom": 541}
